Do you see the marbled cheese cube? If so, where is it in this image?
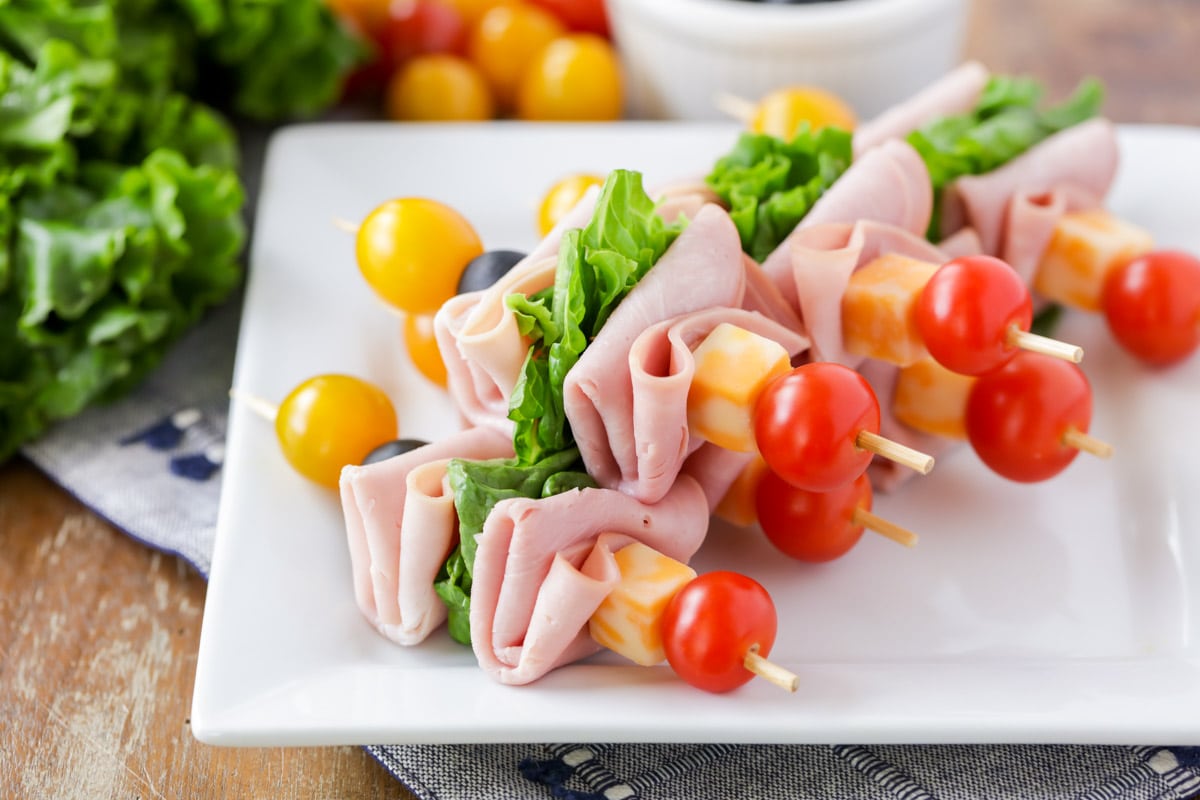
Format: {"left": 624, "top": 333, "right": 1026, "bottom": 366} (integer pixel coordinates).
{"left": 1033, "top": 209, "right": 1154, "bottom": 311}
{"left": 892, "top": 357, "right": 976, "bottom": 440}
{"left": 588, "top": 542, "right": 697, "bottom": 667}
{"left": 687, "top": 323, "right": 791, "bottom": 452}
{"left": 842, "top": 253, "right": 940, "bottom": 366}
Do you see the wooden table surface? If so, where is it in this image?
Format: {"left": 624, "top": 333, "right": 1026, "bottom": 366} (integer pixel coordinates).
{"left": 3, "top": 1, "right": 1199, "bottom": 798}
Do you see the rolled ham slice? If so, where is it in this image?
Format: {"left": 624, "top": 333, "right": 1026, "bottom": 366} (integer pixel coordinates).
{"left": 653, "top": 179, "right": 725, "bottom": 225}
{"left": 761, "top": 139, "right": 934, "bottom": 313}
{"left": 470, "top": 475, "right": 710, "bottom": 685}
{"left": 852, "top": 61, "right": 990, "bottom": 156}
{"left": 340, "top": 426, "right": 513, "bottom": 645}
{"left": 435, "top": 187, "right": 600, "bottom": 434}
{"left": 941, "top": 118, "right": 1120, "bottom": 282}
{"left": 786, "top": 220, "right": 947, "bottom": 368}
{"left": 618, "top": 306, "right": 808, "bottom": 503}
{"left": 564, "top": 204, "right": 747, "bottom": 501}
{"left": 435, "top": 257, "right": 557, "bottom": 436}
{"left": 742, "top": 253, "right": 804, "bottom": 332}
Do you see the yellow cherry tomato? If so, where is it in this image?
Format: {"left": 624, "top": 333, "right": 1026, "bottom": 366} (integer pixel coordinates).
{"left": 385, "top": 55, "right": 495, "bottom": 122}
{"left": 516, "top": 34, "right": 623, "bottom": 122}
{"left": 537, "top": 173, "right": 603, "bottom": 236}
{"left": 404, "top": 313, "right": 448, "bottom": 387}
{"left": 356, "top": 197, "right": 483, "bottom": 314}
{"left": 468, "top": 4, "right": 564, "bottom": 109}
{"left": 275, "top": 374, "right": 398, "bottom": 488}
{"left": 749, "top": 86, "right": 857, "bottom": 139}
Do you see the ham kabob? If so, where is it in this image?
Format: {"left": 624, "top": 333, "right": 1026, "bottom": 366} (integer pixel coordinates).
{"left": 686, "top": 67, "right": 1123, "bottom": 561}
{"left": 341, "top": 170, "right": 826, "bottom": 688}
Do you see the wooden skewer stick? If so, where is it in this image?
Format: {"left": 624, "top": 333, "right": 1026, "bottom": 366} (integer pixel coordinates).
{"left": 855, "top": 430, "right": 935, "bottom": 475}
{"left": 332, "top": 216, "right": 359, "bottom": 235}
{"left": 852, "top": 507, "right": 918, "bottom": 548}
{"left": 229, "top": 388, "right": 279, "bottom": 421}
{"left": 743, "top": 643, "right": 798, "bottom": 693}
{"left": 1006, "top": 323, "right": 1083, "bottom": 363}
{"left": 713, "top": 91, "right": 756, "bottom": 124}
{"left": 1062, "top": 426, "right": 1114, "bottom": 459}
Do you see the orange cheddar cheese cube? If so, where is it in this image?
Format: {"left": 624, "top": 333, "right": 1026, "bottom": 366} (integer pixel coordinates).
{"left": 1033, "top": 209, "right": 1154, "bottom": 311}
{"left": 687, "top": 323, "right": 791, "bottom": 452}
{"left": 842, "top": 253, "right": 940, "bottom": 366}
{"left": 714, "top": 456, "right": 769, "bottom": 528}
{"left": 892, "top": 357, "right": 976, "bottom": 440}
{"left": 588, "top": 542, "right": 697, "bottom": 666}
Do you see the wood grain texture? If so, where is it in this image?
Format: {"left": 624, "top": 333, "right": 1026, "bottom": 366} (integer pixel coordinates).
{"left": 0, "top": 461, "right": 411, "bottom": 800}
{"left": 966, "top": 0, "right": 1200, "bottom": 125}
{"left": 2, "top": 1, "right": 1199, "bottom": 797}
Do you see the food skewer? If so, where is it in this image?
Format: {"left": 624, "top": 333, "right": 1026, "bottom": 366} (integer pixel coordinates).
{"left": 916, "top": 254, "right": 1085, "bottom": 375}
{"left": 332, "top": 216, "right": 359, "bottom": 234}
{"left": 966, "top": 351, "right": 1113, "bottom": 483}
{"left": 1061, "top": 427, "right": 1114, "bottom": 459}
{"left": 754, "top": 362, "right": 936, "bottom": 492}
{"left": 853, "top": 430, "right": 935, "bottom": 476}
{"left": 756, "top": 470, "right": 918, "bottom": 563}
{"left": 588, "top": 544, "right": 798, "bottom": 693}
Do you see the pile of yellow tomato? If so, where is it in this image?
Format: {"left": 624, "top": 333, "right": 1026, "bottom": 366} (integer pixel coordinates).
{"left": 329, "top": 0, "right": 622, "bottom": 122}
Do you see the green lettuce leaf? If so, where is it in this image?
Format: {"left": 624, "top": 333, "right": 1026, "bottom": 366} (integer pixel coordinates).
{"left": 507, "top": 169, "right": 685, "bottom": 464}
{"left": 1, "top": 147, "right": 243, "bottom": 459}
{"left": 907, "top": 75, "right": 1104, "bottom": 239}
{"left": 0, "top": 0, "right": 358, "bottom": 462}
{"left": 704, "top": 125, "right": 853, "bottom": 262}
{"left": 433, "top": 448, "right": 595, "bottom": 644}
{"left": 435, "top": 169, "right": 684, "bottom": 642}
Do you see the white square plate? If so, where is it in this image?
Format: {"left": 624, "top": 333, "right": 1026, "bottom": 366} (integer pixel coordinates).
{"left": 192, "top": 122, "right": 1200, "bottom": 745}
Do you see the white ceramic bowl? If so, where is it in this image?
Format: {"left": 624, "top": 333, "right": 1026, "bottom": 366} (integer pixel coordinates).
{"left": 608, "top": 0, "right": 971, "bottom": 122}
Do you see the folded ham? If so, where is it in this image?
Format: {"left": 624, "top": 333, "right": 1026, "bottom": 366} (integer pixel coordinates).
{"left": 598, "top": 306, "right": 809, "bottom": 504}
{"left": 786, "top": 220, "right": 947, "bottom": 369}
{"left": 563, "top": 204, "right": 748, "bottom": 502}
{"left": 469, "top": 475, "right": 711, "bottom": 685}
{"left": 940, "top": 117, "right": 1120, "bottom": 282}
{"left": 761, "top": 138, "right": 934, "bottom": 313}
{"left": 852, "top": 61, "right": 989, "bottom": 157}
{"left": 435, "top": 187, "right": 601, "bottom": 435}
{"left": 341, "top": 426, "right": 514, "bottom": 645}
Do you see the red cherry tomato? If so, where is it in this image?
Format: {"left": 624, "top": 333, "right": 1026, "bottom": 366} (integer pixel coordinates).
{"left": 525, "top": 0, "right": 610, "bottom": 36}
{"left": 756, "top": 470, "right": 871, "bottom": 562}
{"left": 753, "top": 363, "right": 880, "bottom": 492}
{"left": 661, "top": 571, "right": 777, "bottom": 694}
{"left": 916, "top": 255, "right": 1033, "bottom": 376}
{"left": 965, "top": 352, "right": 1092, "bottom": 483}
{"left": 1102, "top": 249, "right": 1200, "bottom": 367}
{"left": 380, "top": 0, "right": 469, "bottom": 65}
{"left": 340, "top": 25, "right": 392, "bottom": 98}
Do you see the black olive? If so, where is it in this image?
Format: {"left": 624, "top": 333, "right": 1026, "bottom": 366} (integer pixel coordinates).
{"left": 457, "top": 250, "right": 526, "bottom": 294}
{"left": 361, "top": 438, "right": 430, "bottom": 465}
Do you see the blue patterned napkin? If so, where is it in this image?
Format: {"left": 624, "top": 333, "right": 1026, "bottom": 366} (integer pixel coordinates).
{"left": 20, "top": 279, "right": 1200, "bottom": 800}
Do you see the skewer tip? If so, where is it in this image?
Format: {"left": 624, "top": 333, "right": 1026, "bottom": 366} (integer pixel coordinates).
{"left": 744, "top": 644, "right": 798, "bottom": 693}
